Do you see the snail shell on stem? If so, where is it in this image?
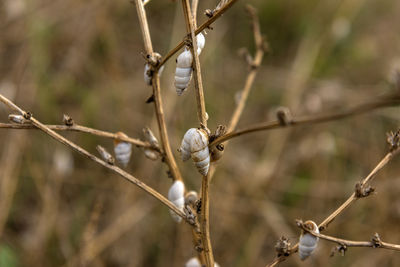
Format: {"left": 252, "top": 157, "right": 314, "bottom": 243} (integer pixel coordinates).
{"left": 180, "top": 128, "right": 210, "bottom": 176}
{"left": 299, "top": 220, "right": 319, "bottom": 260}
{"left": 113, "top": 132, "right": 132, "bottom": 167}
{"left": 168, "top": 180, "right": 185, "bottom": 223}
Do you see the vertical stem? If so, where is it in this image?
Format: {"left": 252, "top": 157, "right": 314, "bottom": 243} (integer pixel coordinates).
{"left": 181, "top": 0, "right": 207, "bottom": 127}
{"left": 152, "top": 74, "right": 183, "bottom": 181}
{"left": 134, "top": 0, "right": 153, "bottom": 54}
{"left": 200, "top": 166, "right": 215, "bottom": 267}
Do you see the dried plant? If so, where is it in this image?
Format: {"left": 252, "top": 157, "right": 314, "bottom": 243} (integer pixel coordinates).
{"left": 1, "top": 0, "right": 400, "bottom": 266}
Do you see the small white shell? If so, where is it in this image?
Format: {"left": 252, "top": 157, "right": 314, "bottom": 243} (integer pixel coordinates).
{"left": 143, "top": 148, "right": 158, "bottom": 160}
{"left": 299, "top": 221, "right": 319, "bottom": 260}
{"left": 180, "top": 128, "right": 210, "bottom": 176}
{"left": 114, "top": 132, "right": 132, "bottom": 167}
{"left": 8, "top": 114, "right": 27, "bottom": 124}
{"left": 196, "top": 32, "right": 205, "bottom": 55}
{"left": 175, "top": 48, "right": 193, "bottom": 95}
{"left": 114, "top": 142, "right": 132, "bottom": 167}
{"left": 185, "top": 257, "right": 219, "bottom": 267}
{"left": 168, "top": 180, "right": 185, "bottom": 223}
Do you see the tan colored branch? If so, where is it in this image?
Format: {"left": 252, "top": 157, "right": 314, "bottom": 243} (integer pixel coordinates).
{"left": 297, "top": 221, "right": 400, "bottom": 253}
{"left": 134, "top": 0, "right": 153, "bottom": 54}
{"left": 0, "top": 94, "right": 186, "bottom": 222}
{"left": 212, "top": 95, "right": 400, "bottom": 147}
{"left": 134, "top": 0, "right": 183, "bottom": 182}
{"left": 182, "top": 0, "right": 207, "bottom": 126}
{"left": 0, "top": 123, "right": 153, "bottom": 149}
{"left": 265, "top": 145, "right": 400, "bottom": 267}
{"left": 151, "top": 74, "right": 183, "bottom": 181}
{"left": 159, "top": 0, "right": 239, "bottom": 69}
{"left": 199, "top": 165, "right": 215, "bottom": 267}
{"left": 227, "top": 5, "right": 266, "bottom": 132}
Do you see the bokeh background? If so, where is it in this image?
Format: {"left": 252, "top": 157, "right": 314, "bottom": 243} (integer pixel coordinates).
{"left": 1, "top": 0, "right": 400, "bottom": 266}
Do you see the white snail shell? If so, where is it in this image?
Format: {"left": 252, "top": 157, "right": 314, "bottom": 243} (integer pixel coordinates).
{"left": 175, "top": 48, "right": 193, "bottom": 96}
{"left": 180, "top": 128, "right": 210, "bottom": 176}
{"left": 8, "top": 114, "right": 27, "bottom": 124}
{"left": 196, "top": 32, "right": 205, "bottom": 55}
{"left": 174, "top": 33, "right": 205, "bottom": 95}
{"left": 185, "top": 257, "right": 219, "bottom": 267}
{"left": 168, "top": 180, "right": 185, "bottom": 223}
{"left": 299, "top": 220, "right": 319, "bottom": 260}
{"left": 143, "top": 127, "right": 159, "bottom": 147}
{"left": 143, "top": 148, "right": 159, "bottom": 160}
{"left": 114, "top": 132, "right": 132, "bottom": 167}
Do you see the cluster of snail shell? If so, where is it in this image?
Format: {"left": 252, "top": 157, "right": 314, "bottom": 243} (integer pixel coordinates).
{"left": 175, "top": 32, "right": 206, "bottom": 95}
{"left": 298, "top": 220, "right": 319, "bottom": 260}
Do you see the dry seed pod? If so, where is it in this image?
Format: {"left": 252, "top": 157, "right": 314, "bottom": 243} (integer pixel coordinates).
{"left": 299, "top": 220, "right": 319, "bottom": 260}
{"left": 8, "top": 114, "right": 27, "bottom": 124}
{"left": 168, "top": 180, "right": 185, "bottom": 223}
{"left": 180, "top": 128, "right": 210, "bottom": 176}
{"left": 143, "top": 148, "right": 159, "bottom": 160}
{"left": 143, "top": 127, "right": 159, "bottom": 147}
{"left": 185, "top": 257, "right": 220, "bottom": 267}
{"left": 175, "top": 48, "right": 193, "bottom": 96}
{"left": 96, "top": 145, "right": 115, "bottom": 165}
{"left": 113, "top": 132, "right": 132, "bottom": 167}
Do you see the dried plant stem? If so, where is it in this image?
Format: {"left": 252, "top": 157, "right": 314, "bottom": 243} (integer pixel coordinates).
{"left": 159, "top": 0, "right": 239, "bottom": 68}
{"left": 200, "top": 165, "right": 215, "bottom": 267}
{"left": 135, "top": 0, "right": 183, "bottom": 181}
{"left": 265, "top": 148, "right": 400, "bottom": 267}
{"left": 182, "top": 0, "right": 207, "bottom": 126}
{"left": 134, "top": 0, "right": 153, "bottom": 54}
{"left": 212, "top": 95, "right": 400, "bottom": 147}
{"left": 301, "top": 229, "right": 400, "bottom": 252}
{"left": 0, "top": 123, "right": 152, "bottom": 149}
{"left": 0, "top": 94, "right": 186, "bottom": 221}
{"left": 228, "top": 5, "right": 265, "bottom": 132}
{"left": 152, "top": 75, "right": 183, "bottom": 181}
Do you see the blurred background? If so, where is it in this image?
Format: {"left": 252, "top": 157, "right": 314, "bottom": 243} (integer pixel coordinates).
{"left": 1, "top": 0, "right": 400, "bottom": 266}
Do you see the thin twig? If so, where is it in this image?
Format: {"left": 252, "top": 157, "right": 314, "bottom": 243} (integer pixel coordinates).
{"left": 134, "top": 0, "right": 183, "bottom": 181}
{"left": 0, "top": 123, "right": 153, "bottom": 149}
{"left": 200, "top": 165, "right": 215, "bottom": 267}
{"left": 134, "top": 0, "right": 153, "bottom": 54}
{"left": 265, "top": 146, "right": 400, "bottom": 267}
{"left": 182, "top": 0, "right": 208, "bottom": 126}
{"left": 227, "top": 5, "right": 266, "bottom": 132}
{"left": 297, "top": 222, "right": 400, "bottom": 253}
{"left": 212, "top": 95, "right": 400, "bottom": 147}
{"left": 158, "top": 0, "right": 239, "bottom": 69}
{"left": 0, "top": 94, "right": 187, "bottom": 221}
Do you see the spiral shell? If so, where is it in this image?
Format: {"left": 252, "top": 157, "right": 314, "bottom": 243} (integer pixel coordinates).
{"left": 180, "top": 128, "right": 210, "bottom": 176}
{"left": 299, "top": 220, "right": 319, "bottom": 260}
{"left": 175, "top": 48, "right": 193, "bottom": 96}
{"left": 114, "top": 132, "right": 132, "bottom": 167}
{"left": 168, "top": 180, "right": 185, "bottom": 223}
{"left": 8, "top": 114, "right": 27, "bottom": 124}
{"left": 185, "top": 257, "right": 219, "bottom": 267}
{"left": 143, "top": 127, "right": 159, "bottom": 147}
{"left": 143, "top": 148, "right": 159, "bottom": 160}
